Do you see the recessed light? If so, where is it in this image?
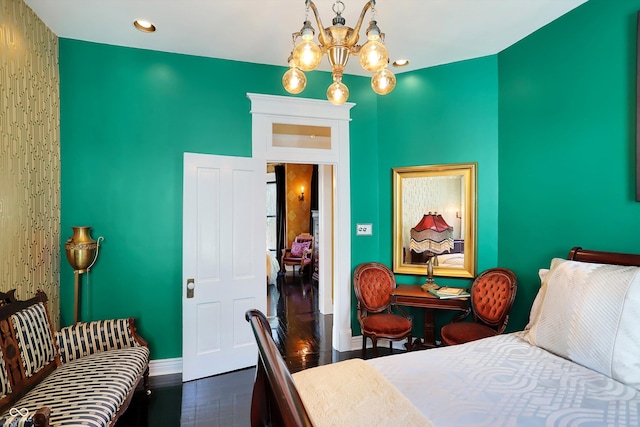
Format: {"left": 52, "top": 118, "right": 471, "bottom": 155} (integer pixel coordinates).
{"left": 393, "top": 59, "right": 409, "bottom": 67}
{"left": 134, "top": 20, "right": 156, "bottom": 33}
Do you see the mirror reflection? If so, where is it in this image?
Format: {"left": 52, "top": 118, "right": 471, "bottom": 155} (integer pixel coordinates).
{"left": 393, "top": 163, "right": 477, "bottom": 279}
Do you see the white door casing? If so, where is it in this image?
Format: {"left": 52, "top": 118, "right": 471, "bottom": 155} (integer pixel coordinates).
{"left": 317, "top": 164, "right": 333, "bottom": 315}
{"left": 247, "top": 93, "right": 353, "bottom": 352}
{"left": 182, "top": 152, "right": 265, "bottom": 382}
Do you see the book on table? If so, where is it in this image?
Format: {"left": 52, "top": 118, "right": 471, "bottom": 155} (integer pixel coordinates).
{"left": 428, "top": 287, "right": 470, "bottom": 299}
{"left": 437, "top": 287, "right": 467, "bottom": 295}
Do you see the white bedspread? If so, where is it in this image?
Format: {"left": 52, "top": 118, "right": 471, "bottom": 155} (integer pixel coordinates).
{"left": 367, "top": 332, "right": 640, "bottom": 427}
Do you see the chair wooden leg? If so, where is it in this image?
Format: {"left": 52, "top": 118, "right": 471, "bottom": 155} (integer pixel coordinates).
{"left": 372, "top": 338, "right": 378, "bottom": 356}
{"left": 361, "top": 336, "right": 367, "bottom": 359}
{"left": 406, "top": 334, "right": 412, "bottom": 351}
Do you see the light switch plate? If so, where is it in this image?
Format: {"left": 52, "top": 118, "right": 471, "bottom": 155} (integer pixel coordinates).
{"left": 356, "top": 223, "right": 372, "bottom": 236}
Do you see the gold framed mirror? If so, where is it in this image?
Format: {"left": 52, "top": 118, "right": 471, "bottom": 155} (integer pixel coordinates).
{"left": 393, "top": 163, "right": 477, "bottom": 279}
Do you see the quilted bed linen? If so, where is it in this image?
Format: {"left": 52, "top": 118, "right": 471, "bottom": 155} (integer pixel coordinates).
{"left": 367, "top": 332, "right": 640, "bottom": 427}
{"left": 6, "top": 347, "right": 149, "bottom": 427}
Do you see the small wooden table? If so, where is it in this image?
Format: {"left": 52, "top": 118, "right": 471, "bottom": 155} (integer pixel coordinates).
{"left": 391, "top": 285, "right": 470, "bottom": 348}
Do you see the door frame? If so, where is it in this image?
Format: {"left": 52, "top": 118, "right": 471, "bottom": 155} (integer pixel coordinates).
{"left": 247, "top": 93, "right": 353, "bottom": 352}
{"left": 317, "top": 164, "right": 333, "bottom": 315}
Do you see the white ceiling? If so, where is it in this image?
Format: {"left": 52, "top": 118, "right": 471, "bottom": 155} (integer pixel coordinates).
{"left": 24, "top": 0, "right": 587, "bottom": 77}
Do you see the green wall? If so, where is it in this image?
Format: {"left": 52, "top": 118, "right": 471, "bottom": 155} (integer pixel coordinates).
{"left": 498, "top": 0, "right": 640, "bottom": 330}
{"left": 59, "top": 38, "right": 499, "bottom": 355}
{"left": 59, "top": 40, "right": 376, "bottom": 359}
{"left": 370, "top": 56, "right": 500, "bottom": 335}
{"left": 377, "top": 55, "right": 499, "bottom": 272}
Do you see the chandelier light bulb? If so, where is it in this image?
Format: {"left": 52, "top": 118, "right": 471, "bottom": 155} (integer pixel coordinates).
{"left": 371, "top": 67, "right": 396, "bottom": 95}
{"left": 359, "top": 39, "right": 388, "bottom": 73}
{"left": 293, "top": 40, "right": 323, "bottom": 72}
{"left": 327, "top": 80, "right": 349, "bottom": 105}
{"left": 282, "top": 66, "right": 307, "bottom": 95}
{"left": 360, "top": 19, "right": 387, "bottom": 72}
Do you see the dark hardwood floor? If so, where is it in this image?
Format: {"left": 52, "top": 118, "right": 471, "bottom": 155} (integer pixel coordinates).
{"left": 116, "top": 270, "right": 401, "bottom": 426}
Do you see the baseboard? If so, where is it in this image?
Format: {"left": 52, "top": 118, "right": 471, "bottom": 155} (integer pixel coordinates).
{"left": 149, "top": 357, "right": 182, "bottom": 377}
{"left": 337, "top": 328, "right": 353, "bottom": 352}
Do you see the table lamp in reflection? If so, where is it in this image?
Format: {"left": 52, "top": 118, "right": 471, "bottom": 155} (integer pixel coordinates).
{"left": 409, "top": 213, "right": 453, "bottom": 291}
{"left": 64, "top": 226, "right": 104, "bottom": 323}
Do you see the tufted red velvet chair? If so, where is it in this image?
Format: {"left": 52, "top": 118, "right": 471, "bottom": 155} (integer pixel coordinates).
{"left": 354, "top": 262, "right": 412, "bottom": 358}
{"left": 441, "top": 268, "right": 517, "bottom": 346}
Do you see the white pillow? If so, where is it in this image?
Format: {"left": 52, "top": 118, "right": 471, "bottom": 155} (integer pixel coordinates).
{"left": 524, "top": 257, "right": 640, "bottom": 390}
{"left": 524, "top": 268, "right": 549, "bottom": 331}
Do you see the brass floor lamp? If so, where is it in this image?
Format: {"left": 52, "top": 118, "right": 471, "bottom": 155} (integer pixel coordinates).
{"left": 64, "top": 226, "right": 104, "bottom": 324}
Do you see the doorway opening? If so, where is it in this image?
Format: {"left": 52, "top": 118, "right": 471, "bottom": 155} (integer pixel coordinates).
{"left": 249, "top": 92, "right": 353, "bottom": 353}
{"left": 266, "top": 162, "right": 333, "bottom": 313}
{"left": 265, "top": 161, "right": 334, "bottom": 370}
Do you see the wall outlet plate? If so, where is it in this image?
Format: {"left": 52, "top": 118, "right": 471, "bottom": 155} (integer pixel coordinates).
{"left": 356, "top": 223, "right": 372, "bottom": 236}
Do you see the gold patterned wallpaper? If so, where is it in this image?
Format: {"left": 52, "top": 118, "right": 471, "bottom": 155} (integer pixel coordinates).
{"left": 285, "top": 164, "right": 313, "bottom": 247}
{"left": 0, "top": 0, "right": 60, "bottom": 328}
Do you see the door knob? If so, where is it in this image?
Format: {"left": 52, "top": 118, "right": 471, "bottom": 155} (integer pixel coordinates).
{"left": 186, "top": 278, "right": 195, "bottom": 298}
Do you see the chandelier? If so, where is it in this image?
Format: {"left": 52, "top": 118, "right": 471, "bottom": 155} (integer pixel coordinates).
{"left": 282, "top": 0, "right": 396, "bottom": 105}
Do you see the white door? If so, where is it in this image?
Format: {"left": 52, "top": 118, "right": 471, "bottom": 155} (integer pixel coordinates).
{"left": 182, "top": 152, "right": 265, "bottom": 382}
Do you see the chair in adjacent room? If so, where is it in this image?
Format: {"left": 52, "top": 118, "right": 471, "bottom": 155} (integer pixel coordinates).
{"left": 353, "top": 262, "right": 412, "bottom": 358}
{"left": 281, "top": 233, "right": 314, "bottom": 275}
{"left": 440, "top": 267, "right": 518, "bottom": 346}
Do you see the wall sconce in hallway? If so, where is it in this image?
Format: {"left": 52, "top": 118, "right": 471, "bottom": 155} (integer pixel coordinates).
{"left": 299, "top": 186, "right": 305, "bottom": 201}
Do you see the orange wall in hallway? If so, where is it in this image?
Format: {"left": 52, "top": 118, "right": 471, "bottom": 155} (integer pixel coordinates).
{"left": 285, "top": 164, "right": 313, "bottom": 246}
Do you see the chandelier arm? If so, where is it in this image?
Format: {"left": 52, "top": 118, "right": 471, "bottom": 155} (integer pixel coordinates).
{"left": 306, "top": 1, "right": 328, "bottom": 45}
{"left": 345, "top": 0, "right": 374, "bottom": 46}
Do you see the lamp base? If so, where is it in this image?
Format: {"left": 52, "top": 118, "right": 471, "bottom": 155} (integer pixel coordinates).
{"left": 422, "top": 255, "right": 439, "bottom": 292}
{"left": 421, "top": 283, "right": 439, "bottom": 292}
{"left": 73, "top": 270, "right": 81, "bottom": 324}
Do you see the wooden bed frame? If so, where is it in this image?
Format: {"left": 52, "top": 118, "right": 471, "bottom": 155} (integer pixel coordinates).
{"left": 245, "top": 247, "right": 640, "bottom": 427}
{"left": 245, "top": 310, "right": 313, "bottom": 427}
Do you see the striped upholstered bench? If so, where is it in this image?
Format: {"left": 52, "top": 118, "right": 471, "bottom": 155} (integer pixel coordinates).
{"left": 0, "top": 290, "right": 149, "bottom": 427}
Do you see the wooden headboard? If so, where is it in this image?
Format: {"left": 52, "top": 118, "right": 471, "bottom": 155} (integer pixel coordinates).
{"left": 246, "top": 247, "right": 640, "bottom": 427}
{"left": 568, "top": 247, "right": 640, "bottom": 266}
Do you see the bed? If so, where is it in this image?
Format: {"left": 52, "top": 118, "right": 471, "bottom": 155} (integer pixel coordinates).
{"left": 267, "top": 250, "right": 280, "bottom": 285}
{"left": 246, "top": 247, "right": 640, "bottom": 426}
{"left": 436, "top": 252, "right": 464, "bottom": 267}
